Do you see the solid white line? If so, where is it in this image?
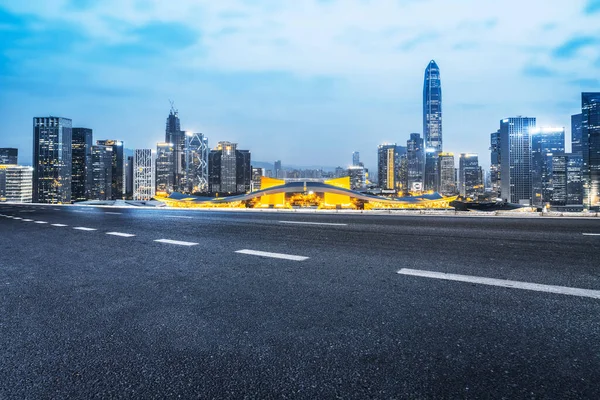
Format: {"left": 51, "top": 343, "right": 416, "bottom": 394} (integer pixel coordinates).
{"left": 163, "top": 215, "right": 193, "bottom": 219}
{"left": 106, "top": 232, "right": 135, "bottom": 237}
{"left": 154, "top": 239, "right": 198, "bottom": 246}
{"left": 34, "top": 221, "right": 48, "bottom": 224}
{"left": 105, "top": 212, "right": 122, "bottom": 215}
{"left": 51, "top": 224, "right": 68, "bottom": 227}
{"left": 397, "top": 268, "right": 600, "bottom": 300}
{"left": 582, "top": 233, "right": 600, "bottom": 236}
{"left": 279, "top": 221, "right": 348, "bottom": 226}
{"left": 235, "top": 249, "right": 309, "bottom": 261}
{"left": 73, "top": 227, "right": 97, "bottom": 231}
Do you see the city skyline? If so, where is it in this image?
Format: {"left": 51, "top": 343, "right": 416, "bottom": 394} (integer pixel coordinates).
{"left": 1, "top": 0, "right": 600, "bottom": 171}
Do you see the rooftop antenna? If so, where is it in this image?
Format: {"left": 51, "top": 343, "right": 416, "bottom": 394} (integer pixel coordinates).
{"left": 169, "top": 99, "right": 177, "bottom": 115}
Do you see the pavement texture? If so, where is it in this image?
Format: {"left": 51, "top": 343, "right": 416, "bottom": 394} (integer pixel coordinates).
{"left": 1, "top": 203, "right": 600, "bottom": 399}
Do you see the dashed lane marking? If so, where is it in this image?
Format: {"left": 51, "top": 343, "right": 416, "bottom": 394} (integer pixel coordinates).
{"left": 154, "top": 239, "right": 198, "bottom": 246}
{"left": 163, "top": 215, "right": 194, "bottom": 219}
{"left": 397, "top": 268, "right": 600, "bottom": 300}
{"left": 51, "top": 224, "right": 68, "bottom": 227}
{"left": 582, "top": 233, "right": 600, "bottom": 236}
{"left": 73, "top": 227, "right": 97, "bottom": 231}
{"left": 106, "top": 232, "right": 135, "bottom": 237}
{"left": 105, "top": 212, "right": 122, "bottom": 215}
{"left": 235, "top": 249, "right": 309, "bottom": 261}
{"left": 34, "top": 221, "right": 48, "bottom": 224}
{"left": 22, "top": 219, "right": 33, "bottom": 222}
{"left": 279, "top": 220, "right": 348, "bottom": 227}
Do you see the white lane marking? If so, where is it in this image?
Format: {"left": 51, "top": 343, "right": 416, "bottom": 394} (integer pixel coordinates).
{"left": 235, "top": 249, "right": 309, "bottom": 261}
{"left": 279, "top": 221, "right": 348, "bottom": 226}
{"left": 34, "top": 221, "right": 48, "bottom": 224}
{"left": 19, "top": 210, "right": 35, "bottom": 213}
{"left": 12, "top": 217, "right": 22, "bottom": 220}
{"left": 22, "top": 219, "right": 33, "bottom": 222}
{"left": 53, "top": 208, "right": 60, "bottom": 211}
{"left": 163, "top": 215, "right": 193, "bottom": 219}
{"left": 154, "top": 239, "right": 198, "bottom": 246}
{"left": 397, "top": 268, "right": 600, "bottom": 300}
{"left": 582, "top": 233, "right": 600, "bottom": 236}
{"left": 51, "top": 224, "right": 68, "bottom": 227}
{"left": 106, "top": 232, "right": 135, "bottom": 237}
{"left": 73, "top": 210, "right": 85, "bottom": 213}
{"left": 73, "top": 227, "right": 97, "bottom": 231}
{"left": 105, "top": 212, "right": 122, "bottom": 215}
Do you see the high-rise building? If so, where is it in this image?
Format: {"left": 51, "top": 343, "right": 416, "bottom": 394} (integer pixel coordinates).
{"left": 251, "top": 167, "right": 263, "bottom": 192}
{"left": 499, "top": 117, "right": 536, "bottom": 204}
{"left": 423, "top": 60, "right": 442, "bottom": 192}
{"left": 208, "top": 142, "right": 251, "bottom": 194}
{"left": 33, "top": 116, "right": 73, "bottom": 203}
{"left": 133, "top": 149, "right": 154, "bottom": 201}
{"left": 572, "top": 113, "right": 583, "bottom": 155}
{"left": 582, "top": 92, "right": 600, "bottom": 209}
{"left": 348, "top": 165, "right": 366, "bottom": 190}
{"left": 274, "top": 160, "right": 282, "bottom": 179}
{"left": 530, "top": 127, "right": 565, "bottom": 206}
{"left": 490, "top": 130, "right": 501, "bottom": 198}
{"left": 165, "top": 106, "right": 185, "bottom": 191}
{"left": 377, "top": 144, "right": 397, "bottom": 191}
{"left": 96, "top": 140, "right": 124, "bottom": 200}
{"left": 184, "top": 132, "right": 209, "bottom": 194}
{"left": 0, "top": 148, "right": 18, "bottom": 165}
{"left": 459, "top": 153, "right": 480, "bottom": 198}
{"left": 156, "top": 142, "right": 175, "bottom": 194}
{"left": 437, "top": 152, "right": 455, "bottom": 195}
{"left": 352, "top": 151, "right": 360, "bottom": 166}
{"left": 407, "top": 133, "right": 424, "bottom": 193}
{"left": 71, "top": 128, "right": 93, "bottom": 202}
{"left": 90, "top": 145, "right": 113, "bottom": 200}
{"left": 125, "top": 155, "right": 134, "bottom": 199}
{"left": 0, "top": 165, "right": 33, "bottom": 203}
{"left": 566, "top": 153, "right": 584, "bottom": 205}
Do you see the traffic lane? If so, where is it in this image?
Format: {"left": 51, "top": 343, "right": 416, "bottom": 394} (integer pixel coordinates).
{"left": 1, "top": 226, "right": 599, "bottom": 399}
{"left": 2, "top": 210, "right": 599, "bottom": 290}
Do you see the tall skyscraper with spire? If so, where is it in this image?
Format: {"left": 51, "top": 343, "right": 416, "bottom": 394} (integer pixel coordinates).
{"left": 165, "top": 103, "right": 185, "bottom": 191}
{"left": 423, "top": 60, "right": 442, "bottom": 191}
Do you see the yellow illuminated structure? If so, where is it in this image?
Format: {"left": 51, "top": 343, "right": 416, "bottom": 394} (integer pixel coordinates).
{"left": 157, "top": 176, "right": 458, "bottom": 210}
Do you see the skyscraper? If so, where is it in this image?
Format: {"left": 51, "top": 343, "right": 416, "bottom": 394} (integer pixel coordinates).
{"left": 208, "top": 142, "right": 251, "bottom": 194}
{"left": 352, "top": 151, "right": 360, "bottom": 166}
{"left": 156, "top": 142, "right": 175, "bottom": 194}
{"left": 499, "top": 117, "right": 536, "bottom": 204}
{"left": 530, "top": 127, "right": 565, "bottom": 206}
{"left": 490, "top": 130, "right": 501, "bottom": 198}
{"left": 33, "top": 116, "right": 73, "bottom": 203}
{"left": 71, "top": 128, "right": 93, "bottom": 202}
{"left": 125, "top": 155, "right": 134, "bottom": 199}
{"left": 133, "top": 149, "right": 154, "bottom": 201}
{"left": 347, "top": 165, "right": 367, "bottom": 190}
{"left": 437, "top": 152, "right": 455, "bottom": 195}
{"left": 0, "top": 148, "right": 18, "bottom": 165}
{"left": 0, "top": 165, "right": 33, "bottom": 203}
{"left": 377, "top": 144, "right": 397, "bottom": 191}
{"left": 459, "top": 153, "right": 480, "bottom": 198}
{"left": 96, "top": 140, "right": 124, "bottom": 200}
{"left": 90, "top": 145, "right": 113, "bottom": 200}
{"left": 274, "top": 160, "right": 282, "bottom": 179}
{"left": 571, "top": 113, "right": 583, "bottom": 155}
{"left": 407, "top": 133, "right": 424, "bottom": 193}
{"left": 423, "top": 60, "right": 442, "bottom": 192}
{"left": 582, "top": 92, "right": 600, "bottom": 209}
{"left": 185, "top": 132, "right": 209, "bottom": 193}
{"left": 165, "top": 105, "right": 185, "bottom": 191}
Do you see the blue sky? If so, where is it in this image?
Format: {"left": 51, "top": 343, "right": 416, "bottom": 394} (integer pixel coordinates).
{"left": 1, "top": 0, "right": 599, "bottom": 170}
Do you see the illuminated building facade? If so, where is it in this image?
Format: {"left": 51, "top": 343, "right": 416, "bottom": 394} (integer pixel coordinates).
{"left": 184, "top": 132, "right": 209, "bottom": 193}
{"left": 133, "top": 149, "right": 154, "bottom": 200}
{"left": 125, "top": 155, "right": 133, "bottom": 199}
{"left": 572, "top": 113, "right": 583, "bottom": 155}
{"left": 437, "top": 152, "right": 456, "bottom": 195}
{"left": 208, "top": 141, "right": 251, "bottom": 194}
{"left": 33, "top": 116, "right": 73, "bottom": 204}
{"left": 0, "top": 165, "right": 33, "bottom": 203}
{"left": 490, "top": 130, "right": 501, "bottom": 198}
{"left": 156, "top": 142, "right": 175, "bottom": 194}
{"left": 0, "top": 148, "right": 18, "bottom": 165}
{"left": 165, "top": 106, "right": 185, "bottom": 191}
{"left": 352, "top": 151, "right": 360, "bottom": 166}
{"left": 407, "top": 133, "right": 424, "bottom": 193}
{"left": 90, "top": 145, "right": 112, "bottom": 200}
{"left": 423, "top": 60, "right": 442, "bottom": 192}
{"left": 500, "top": 117, "right": 536, "bottom": 204}
{"left": 459, "top": 153, "right": 480, "bottom": 198}
{"left": 71, "top": 128, "right": 93, "bottom": 201}
{"left": 274, "top": 160, "right": 282, "bottom": 179}
{"left": 96, "top": 139, "right": 124, "bottom": 200}
{"left": 530, "top": 127, "right": 565, "bottom": 206}
{"left": 582, "top": 92, "right": 600, "bottom": 209}
{"left": 377, "top": 144, "right": 397, "bottom": 191}
{"left": 348, "top": 165, "right": 367, "bottom": 190}
{"left": 251, "top": 167, "right": 263, "bottom": 191}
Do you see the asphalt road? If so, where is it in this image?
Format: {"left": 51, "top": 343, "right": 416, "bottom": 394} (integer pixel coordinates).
{"left": 1, "top": 203, "right": 600, "bottom": 399}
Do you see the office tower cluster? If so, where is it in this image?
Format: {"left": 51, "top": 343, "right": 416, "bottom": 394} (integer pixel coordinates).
{"left": 490, "top": 92, "right": 599, "bottom": 208}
